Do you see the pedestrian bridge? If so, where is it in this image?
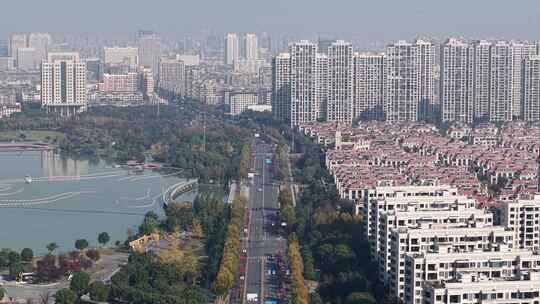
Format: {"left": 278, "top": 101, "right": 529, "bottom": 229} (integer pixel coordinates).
{"left": 162, "top": 179, "right": 198, "bottom": 205}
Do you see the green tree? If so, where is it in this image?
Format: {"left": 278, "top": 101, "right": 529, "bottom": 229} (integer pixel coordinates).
{"left": 139, "top": 212, "right": 160, "bottom": 235}
{"left": 47, "top": 242, "right": 59, "bottom": 254}
{"left": 69, "top": 271, "right": 90, "bottom": 298}
{"left": 75, "top": 239, "right": 89, "bottom": 251}
{"left": 88, "top": 281, "right": 110, "bottom": 302}
{"left": 7, "top": 251, "right": 21, "bottom": 265}
{"left": 20, "top": 248, "right": 34, "bottom": 262}
{"left": 54, "top": 288, "right": 77, "bottom": 304}
{"left": 98, "top": 232, "right": 110, "bottom": 247}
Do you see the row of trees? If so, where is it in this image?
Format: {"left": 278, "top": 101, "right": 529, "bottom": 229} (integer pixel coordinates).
{"left": 288, "top": 234, "right": 309, "bottom": 304}
{"left": 239, "top": 143, "right": 252, "bottom": 180}
{"left": 211, "top": 195, "right": 247, "bottom": 295}
{"left": 274, "top": 143, "right": 290, "bottom": 180}
{"left": 278, "top": 186, "right": 296, "bottom": 234}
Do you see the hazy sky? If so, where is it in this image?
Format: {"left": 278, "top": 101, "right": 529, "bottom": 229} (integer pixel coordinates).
{"left": 2, "top": 0, "right": 540, "bottom": 42}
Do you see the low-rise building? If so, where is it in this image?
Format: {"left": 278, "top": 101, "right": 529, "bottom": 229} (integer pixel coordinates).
{"left": 390, "top": 226, "right": 514, "bottom": 301}
{"left": 423, "top": 270, "right": 540, "bottom": 304}
{"left": 501, "top": 194, "right": 540, "bottom": 251}
{"left": 405, "top": 249, "right": 540, "bottom": 304}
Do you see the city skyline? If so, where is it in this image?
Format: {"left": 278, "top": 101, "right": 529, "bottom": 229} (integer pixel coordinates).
{"left": 2, "top": 0, "right": 540, "bottom": 43}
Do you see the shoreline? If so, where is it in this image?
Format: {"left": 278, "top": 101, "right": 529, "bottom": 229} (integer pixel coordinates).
{"left": 0, "top": 142, "right": 55, "bottom": 152}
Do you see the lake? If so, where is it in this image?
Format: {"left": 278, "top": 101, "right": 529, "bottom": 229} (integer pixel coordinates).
{"left": 0, "top": 150, "right": 196, "bottom": 255}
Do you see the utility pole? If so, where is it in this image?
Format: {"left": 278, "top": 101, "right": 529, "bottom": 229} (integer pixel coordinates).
{"left": 202, "top": 113, "right": 206, "bottom": 153}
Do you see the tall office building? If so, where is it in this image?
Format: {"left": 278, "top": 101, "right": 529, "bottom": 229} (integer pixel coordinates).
{"left": 384, "top": 40, "right": 435, "bottom": 122}
{"left": 271, "top": 53, "right": 291, "bottom": 123}
{"left": 104, "top": 46, "right": 139, "bottom": 66}
{"left": 9, "top": 34, "right": 27, "bottom": 67}
{"left": 28, "top": 33, "right": 51, "bottom": 64}
{"left": 522, "top": 55, "right": 540, "bottom": 121}
{"left": 326, "top": 40, "right": 354, "bottom": 123}
{"left": 138, "top": 31, "right": 161, "bottom": 74}
{"left": 353, "top": 52, "right": 385, "bottom": 120}
{"left": 440, "top": 38, "right": 474, "bottom": 124}
{"left": 17, "top": 48, "right": 37, "bottom": 71}
{"left": 9, "top": 34, "right": 27, "bottom": 58}
{"left": 244, "top": 33, "right": 258, "bottom": 61}
{"left": 158, "top": 57, "right": 185, "bottom": 96}
{"left": 41, "top": 52, "right": 87, "bottom": 116}
{"left": 224, "top": 33, "right": 239, "bottom": 67}
{"left": 289, "top": 41, "right": 321, "bottom": 126}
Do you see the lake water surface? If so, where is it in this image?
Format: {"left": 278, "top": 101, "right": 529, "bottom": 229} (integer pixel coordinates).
{"left": 0, "top": 150, "right": 195, "bottom": 254}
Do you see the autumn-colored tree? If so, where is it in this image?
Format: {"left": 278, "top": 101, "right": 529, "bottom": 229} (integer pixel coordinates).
{"left": 156, "top": 236, "right": 200, "bottom": 283}
{"left": 191, "top": 218, "right": 204, "bottom": 238}
{"left": 211, "top": 195, "right": 247, "bottom": 294}
{"left": 288, "top": 234, "right": 309, "bottom": 304}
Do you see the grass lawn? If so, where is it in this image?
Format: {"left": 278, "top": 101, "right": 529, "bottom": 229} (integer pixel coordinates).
{"left": 0, "top": 130, "right": 66, "bottom": 143}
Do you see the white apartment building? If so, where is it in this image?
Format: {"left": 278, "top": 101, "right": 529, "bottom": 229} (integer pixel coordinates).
{"left": 326, "top": 40, "right": 354, "bottom": 123}
{"left": 423, "top": 270, "right": 540, "bottom": 304}
{"left": 390, "top": 226, "right": 514, "bottom": 301}
{"left": 416, "top": 40, "right": 436, "bottom": 120}
{"left": 289, "top": 41, "right": 322, "bottom": 126}
{"left": 522, "top": 55, "right": 540, "bottom": 121}
{"left": 378, "top": 207, "right": 493, "bottom": 286}
{"left": 405, "top": 249, "right": 540, "bottom": 304}
{"left": 501, "top": 194, "right": 540, "bottom": 251}
{"left": 104, "top": 46, "right": 139, "bottom": 66}
{"left": 316, "top": 53, "right": 329, "bottom": 121}
{"left": 224, "top": 33, "right": 239, "bottom": 67}
{"left": 440, "top": 39, "right": 474, "bottom": 124}
{"left": 354, "top": 52, "right": 385, "bottom": 120}
{"left": 489, "top": 41, "right": 515, "bottom": 122}
{"left": 271, "top": 53, "right": 291, "bottom": 123}
{"left": 472, "top": 40, "right": 491, "bottom": 121}
{"left": 41, "top": 52, "right": 87, "bottom": 116}
{"left": 384, "top": 40, "right": 435, "bottom": 122}
{"left": 510, "top": 42, "right": 537, "bottom": 118}
{"left": 361, "top": 185, "right": 463, "bottom": 228}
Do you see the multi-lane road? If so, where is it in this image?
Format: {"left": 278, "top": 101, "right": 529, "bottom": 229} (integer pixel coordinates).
{"left": 242, "top": 139, "right": 287, "bottom": 303}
